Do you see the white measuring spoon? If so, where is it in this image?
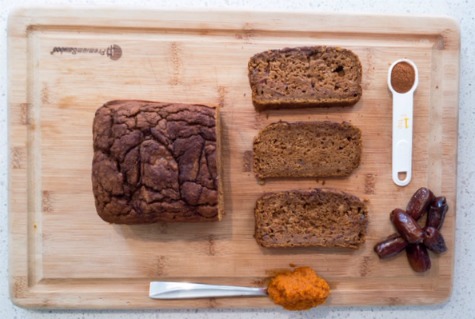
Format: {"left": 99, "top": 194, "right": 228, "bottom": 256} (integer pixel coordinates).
{"left": 388, "top": 59, "right": 419, "bottom": 187}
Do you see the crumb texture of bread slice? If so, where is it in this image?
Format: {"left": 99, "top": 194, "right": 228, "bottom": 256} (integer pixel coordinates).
{"left": 254, "top": 189, "right": 368, "bottom": 249}
{"left": 248, "top": 46, "right": 362, "bottom": 110}
{"left": 253, "top": 121, "right": 362, "bottom": 179}
{"left": 91, "top": 100, "right": 222, "bottom": 224}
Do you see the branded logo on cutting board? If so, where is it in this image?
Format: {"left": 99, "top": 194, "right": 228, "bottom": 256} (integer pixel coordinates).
{"left": 50, "top": 44, "right": 122, "bottom": 60}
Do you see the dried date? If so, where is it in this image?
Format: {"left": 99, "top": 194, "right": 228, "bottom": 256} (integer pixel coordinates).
{"left": 406, "top": 187, "right": 434, "bottom": 220}
{"left": 423, "top": 227, "right": 447, "bottom": 254}
{"left": 374, "top": 234, "right": 408, "bottom": 259}
{"left": 426, "top": 196, "right": 448, "bottom": 230}
{"left": 390, "top": 209, "right": 424, "bottom": 244}
{"left": 406, "top": 244, "right": 431, "bottom": 273}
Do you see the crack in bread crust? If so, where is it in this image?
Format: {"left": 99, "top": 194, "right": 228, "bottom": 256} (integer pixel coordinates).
{"left": 91, "top": 100, "right": 219, "bottom": 224}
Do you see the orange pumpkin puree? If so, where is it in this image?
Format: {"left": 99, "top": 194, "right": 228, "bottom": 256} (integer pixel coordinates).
{"left": 267, "top": 267, "right": 330, "bottom": 311}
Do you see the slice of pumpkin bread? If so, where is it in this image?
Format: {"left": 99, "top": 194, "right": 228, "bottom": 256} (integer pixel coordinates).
{"left": 248, "top": 46, "right": 362, "bottom": 111}
{"left": 253, "top": 121, "right": 362, "bottom": 179}
{"left": 254, "top": 189, "right": 368, "bottom": 249}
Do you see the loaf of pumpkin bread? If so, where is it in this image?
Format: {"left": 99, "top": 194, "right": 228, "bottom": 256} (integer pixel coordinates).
{"left": 92, "top": 100, "right": 223, "bottom": 224}
{"left": 248, "top": 46, "right": 362, "bottom": 111}
{"left": 253, "top": 121, "right": 362, "bottom": 179}
{"left": 254, "top": 189, "right": 368, "bottom": 249}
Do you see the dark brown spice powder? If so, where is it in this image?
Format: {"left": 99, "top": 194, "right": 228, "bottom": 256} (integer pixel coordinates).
{"left": 391, "top": 62, "right": 415, "bottom": 93}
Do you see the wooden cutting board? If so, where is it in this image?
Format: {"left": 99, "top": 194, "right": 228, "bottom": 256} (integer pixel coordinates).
{"left": 8, "top": 8, "right": 460, "bottom": 309}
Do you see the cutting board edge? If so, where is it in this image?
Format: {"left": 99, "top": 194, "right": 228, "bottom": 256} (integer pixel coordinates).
{"left": 7, "top": 7, "right": 460, "bottom": 49}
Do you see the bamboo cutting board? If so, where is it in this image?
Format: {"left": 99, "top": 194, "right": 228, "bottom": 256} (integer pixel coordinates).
{"left": 8, "top": 8, "right": 459, "bottom": 309}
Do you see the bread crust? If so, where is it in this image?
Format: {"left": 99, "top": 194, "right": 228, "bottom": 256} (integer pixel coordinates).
{"left": 91, "top": 100, "right": 222, "bottom": 224}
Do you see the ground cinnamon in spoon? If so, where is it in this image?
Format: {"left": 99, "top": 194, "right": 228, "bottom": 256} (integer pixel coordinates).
{"left": 391, "top": 61, "right": 415, "bottom": 93}
{"left": 267, "top": 267, "right": 330, "bottom": 310}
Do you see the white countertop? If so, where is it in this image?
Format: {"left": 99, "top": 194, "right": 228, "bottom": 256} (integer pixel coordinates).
{"left": 1, "top": 0, "right": 474, "bottom": 317}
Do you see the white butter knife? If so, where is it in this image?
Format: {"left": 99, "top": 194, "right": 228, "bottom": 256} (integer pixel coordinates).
{"left": 149, "top": 281, "right": 267, "bottom": 299}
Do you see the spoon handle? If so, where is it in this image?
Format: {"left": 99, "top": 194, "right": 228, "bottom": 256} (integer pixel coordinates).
{"left": 149, "top": 281, "right": 267, "bottom": 299}
{"left": 392, "top": 92, "right": 414, "bottom": 186}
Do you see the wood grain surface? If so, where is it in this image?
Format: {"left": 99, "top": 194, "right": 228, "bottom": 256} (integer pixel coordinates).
{"left": 8, "top": 8, "right": 460, "bottom": 309}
